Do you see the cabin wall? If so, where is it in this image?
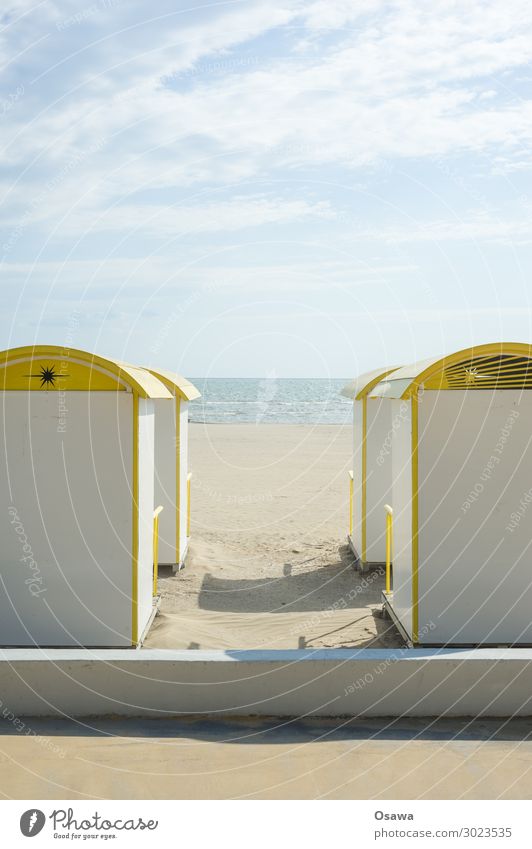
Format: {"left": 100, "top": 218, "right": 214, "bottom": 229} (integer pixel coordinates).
{"left": 390, "top": 399, "right": 413, "bottom": 639}
{"left": 418, "top": 390, "right": 532, "bottom": 645}
{"left": 178, "top": 400, "right": 189, "bottom": 563}
{"left": 351, "top": 400, "right": 363, "bottom": 556}
{"left": 0, "top": 391, "right": 133, "bottom": 646}
{"left": 137, "top": 398, "right": 155, "bottom": 641}
{"left": 153, "top": 397, "right": 178, "bottom": 565}
{"left": 365, "top": 397, "right": 396, "bottom": 563}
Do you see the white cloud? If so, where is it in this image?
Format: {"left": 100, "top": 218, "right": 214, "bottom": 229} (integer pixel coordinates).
{"left": 345, "top": 211, "right": 532, "bottom": 246}
{"left": 5, "top": 0, "right": 532, "bottom": 177}
{"left": 300, "top": 0, "right": 377, "bottom": 31}
{"left": 1, "top": 256, "right": 417, "bottom": 302}
{"left": 1, "top": 0, "right": 532, "bottom": 281}
{"left": 24, "top": 195, "right": 336, "bottom": 237}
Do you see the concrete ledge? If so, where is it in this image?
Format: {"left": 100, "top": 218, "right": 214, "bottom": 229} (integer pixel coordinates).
{"left": 1, "top": 648, "right": 532, "bottom": 718}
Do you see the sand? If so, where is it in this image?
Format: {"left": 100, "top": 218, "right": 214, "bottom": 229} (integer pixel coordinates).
{"left": 145, "top": 423, "right": 401, "bottom": 650}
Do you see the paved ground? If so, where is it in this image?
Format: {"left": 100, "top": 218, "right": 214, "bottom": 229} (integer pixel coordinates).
{"left": 1, "top": 716, "right": 532, "bottom": 799}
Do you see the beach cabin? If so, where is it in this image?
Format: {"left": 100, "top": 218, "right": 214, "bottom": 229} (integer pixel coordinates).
{"left": 371, "top": 343, "right": 532, "bottom": 646}
{"left": 145, "top": 367, "right": 200, "bottom": 571}
{"left": 342, "top": 367, "right": 399, "bottom": 570}
{"left": 0, "top": 345, "right": 173, "bottom": 647}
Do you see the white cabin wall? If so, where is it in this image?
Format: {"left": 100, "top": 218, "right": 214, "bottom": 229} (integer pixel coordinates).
{"left": 0, "top": 391, "right": 133, "bottom": 646}
{"left": 390, "top": 399, "right": 413, "bottom": 639}
{"left": 365, "top": 397, "right": 396, "bottom": 562}
{"left": 153, "top": 397, "right": 178, "bottom": 564}
{"left": 137, "top": 398, "right": 155, "bottom": 641}
{"left": 351, "top": 400, "right": 363, "bottom": 556}
{"left": 418, "top": 390, "right": 532, "bottom": 645}
{"left": 178, "top": 400, "right": 189, "bottom": 563}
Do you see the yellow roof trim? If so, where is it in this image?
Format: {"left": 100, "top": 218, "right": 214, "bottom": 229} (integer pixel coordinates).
{"left": 145, "top": 367, "right": 201, "bottom": 401}
{"left": 371, "top": 343, "right": 532, "bottom": 399}
{"left": 0, "top": 345, "right": 173, "bottom": 399}
{"left": 341, "top": 366, "right": 400, "bottom": 400}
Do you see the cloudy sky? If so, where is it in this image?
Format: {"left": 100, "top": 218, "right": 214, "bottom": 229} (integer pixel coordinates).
{"left": 1, "top": 0, "right": 532, "bottom": 377}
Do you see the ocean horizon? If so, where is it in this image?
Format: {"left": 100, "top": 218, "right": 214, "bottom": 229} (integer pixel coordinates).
{"left": 189, "top": 377, "right": 352, "bottom": 424}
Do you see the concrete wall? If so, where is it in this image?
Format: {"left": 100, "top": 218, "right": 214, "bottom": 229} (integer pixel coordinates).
{"left": 418, "top": 390, "right": 532, "bottom": 645}
{"left": 0, "top": 392, "right": 134, "bottom": 647}
{"left": 1, "top": 648, "right": 532, "bottom": 718}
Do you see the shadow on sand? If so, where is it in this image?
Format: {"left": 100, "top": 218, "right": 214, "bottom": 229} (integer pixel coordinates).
{"left": 1, "top": 715, "right": 530, "bottom": 743}
{"left": 196, "top": 544, "right": 384, "bottom": 614}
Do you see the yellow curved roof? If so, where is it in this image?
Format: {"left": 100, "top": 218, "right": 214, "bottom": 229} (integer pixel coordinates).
{"left": 371, "top": 342, "right": 532, "bottom": 399}
{"left": 341, "top": 366, "right": 400, "bottom": 400}
{"left": 0, "top": 345, "right": 173, "bottom": 399}
{"left": 145, "top": 367, "right": 200, "bottom": 401}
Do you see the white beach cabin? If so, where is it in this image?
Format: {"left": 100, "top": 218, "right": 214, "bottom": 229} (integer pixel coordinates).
{"left": 0, "top": 345, "right": 172, "bottom": 648}
{"left": 145, "top": 367, "right": 200, "bottom": 571}
{"left": 371, "top": 342, "right": 532, "bottom": 646}
{"left": 342, "top": 367, "right": 399, "bottom": 570}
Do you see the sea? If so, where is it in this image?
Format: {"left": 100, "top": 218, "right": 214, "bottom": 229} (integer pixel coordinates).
{"left": 188, "top": 378, "right": 352, "bottom": 425}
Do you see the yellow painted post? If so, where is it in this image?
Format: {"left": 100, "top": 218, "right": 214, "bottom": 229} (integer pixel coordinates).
{"left": 175, "top": 395, "right": 181, "bottom": 565}
{"left": 187, "top": 472, "right": 192, "bottom": 538}
{"left": 384, "top": 504, "right": 393, "bottom": 594}
{"left": 153, "top": 505, "right": 164, "bottom": 596}
{"left": 411, "top": 390, "right": 419, "bottom": 643}
{"left": 361, "top": 396, "right": 367, "bottom": 561}
{"left": 348, "top": 470, "right": 354, "bottom": 536}
{"left": 132, "top": 395, "right": 139, "bottom": 645}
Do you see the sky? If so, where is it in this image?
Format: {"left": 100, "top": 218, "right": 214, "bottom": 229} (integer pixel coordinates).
{"left": 1, "top": 0, "right": 532, "bottom": 377}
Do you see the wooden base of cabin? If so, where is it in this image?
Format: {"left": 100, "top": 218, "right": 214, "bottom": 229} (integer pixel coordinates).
{"left": 347, "top": 535, "right": 386, "bottom": 574}
{"left": 381, "top": 591, "right": 532, "bottom": 649}
{"left": 168, "top": 539, "right": 190, "bottom": 574}
{"left": 346, "top": 534, "right": 360, "bottom": 566}
{"left": 381, "top": 591, "right": 412, "bottom": 647}
{"left": 137, "top": 596, "right": 162, "bottom": 648}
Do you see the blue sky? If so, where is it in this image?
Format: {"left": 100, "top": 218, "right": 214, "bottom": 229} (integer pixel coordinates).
{"left": 2, "top": 0, "right": 532, "bottom": 377}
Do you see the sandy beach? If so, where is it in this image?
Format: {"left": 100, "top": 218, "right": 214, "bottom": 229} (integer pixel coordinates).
{"left": 146, "top": 423, "right": 401, "bottom": 651}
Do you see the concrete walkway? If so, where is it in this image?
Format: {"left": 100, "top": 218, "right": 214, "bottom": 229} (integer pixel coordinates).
{"left": 1, "top": 716, "right": 531, "bottom": 799}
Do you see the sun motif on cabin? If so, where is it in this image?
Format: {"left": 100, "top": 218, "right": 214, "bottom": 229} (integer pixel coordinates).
{"left": 38, "top": 365, "right": 57, "bottom": 387}
{"left": 464, "top": 367, "right": 478, "bottom": 385}
{"left": 24, "top": 363, "right": 69, "bottom": 389}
